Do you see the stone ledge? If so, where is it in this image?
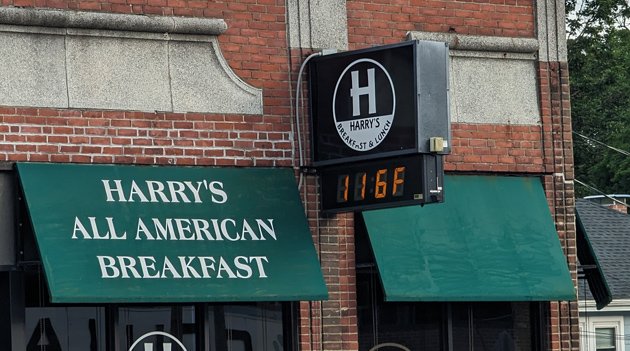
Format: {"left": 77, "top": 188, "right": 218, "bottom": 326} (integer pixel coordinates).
{"left": 0, "top": 7, "right": 227, "bottom": 35}
{"left": 407, "top": 31, "right": 539, "bottom": 54}
{"left": 0, "top": 15, "right": 262, "bottom": 114}
{"left": 406, "top": 32, "right": 541, "bottom": 125}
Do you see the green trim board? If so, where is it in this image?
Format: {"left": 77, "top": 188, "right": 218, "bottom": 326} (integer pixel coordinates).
{"left": 362, "top": 175, "right": 575, "bottom": 302}
{"left": 17, "top": 163, "right": 328, "bottom": 303}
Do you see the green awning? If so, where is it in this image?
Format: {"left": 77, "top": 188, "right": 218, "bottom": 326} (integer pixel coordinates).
{"left": 576, "top": 212, "right": 612, "bottom": 309}
{"left": 17, "top": 163, "right": 328, "bottom": 303}
{"left": 362, "top": 175, "right": 575, "bottom": 302}
{"left": 575, "top": 199, "right": 615, "bottom": 310}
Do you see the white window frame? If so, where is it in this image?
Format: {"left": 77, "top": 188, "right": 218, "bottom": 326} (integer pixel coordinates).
{"left": 580, "top": 316, "right": 625, "bottom": 351}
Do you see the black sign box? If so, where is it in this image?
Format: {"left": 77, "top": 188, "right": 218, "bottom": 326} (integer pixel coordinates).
{"left": 309, "top": 40, "right": 450, "bottom": 167}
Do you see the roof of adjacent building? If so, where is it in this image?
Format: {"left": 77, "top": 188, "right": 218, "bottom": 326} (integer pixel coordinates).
{"left": 576, "top": 199, "right": 630, "bottom": 305}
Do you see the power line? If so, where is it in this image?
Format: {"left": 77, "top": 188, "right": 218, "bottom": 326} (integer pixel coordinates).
{"left": 575, "top": 179, "right": 630, "bottom": 208}
{"left": 580, "top": 330, "right": 630, "bottom": 342}
{"left": 573, "top": 131, "right": 630, "bottom": 157}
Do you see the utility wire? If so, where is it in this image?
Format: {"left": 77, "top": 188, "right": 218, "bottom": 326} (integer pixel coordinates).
{"left": 294, "top": 51, "right": 321, "bottom": 190}
{"left": 575, "top": 179, "right": 630, "bottom": 209}
{"left": 573, "top": 131, "right": 629, "bottom": 202}
{"left": 573, "top": 131, "right": 630, "bottom": 157}
{"left": 580, "top": 330, "right": 630, "bottom": 341}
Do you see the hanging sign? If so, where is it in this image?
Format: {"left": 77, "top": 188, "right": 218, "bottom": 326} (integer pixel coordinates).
{"left": 309, "top": 40, "right": 451, "bottom": 166}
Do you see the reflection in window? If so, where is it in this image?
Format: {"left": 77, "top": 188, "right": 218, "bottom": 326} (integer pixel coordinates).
{"left": 454, "top": 302, "right": 527, "bottom": 351}
{"left": 19, "top": 268, "right": 292, "bottom": 351}
{"left": 470, "top": 302, "right": 531, "bottom": 351}
{"left": 224, "top": 303, "right": 284, "bottom": 351}
{"left": 24, "top": 267, "right": 106, "bottom": 351}
{"left": 25, "top": 307, "right": 105, "bottom": 351}
{"left": 118, "top": 306, "right": 196, "bottom": 351}
{"left": 210, "top": 303, "right": 284, "bottom": 351}
{"left": 357, "top": 269, "right": 444, "bottom": 351}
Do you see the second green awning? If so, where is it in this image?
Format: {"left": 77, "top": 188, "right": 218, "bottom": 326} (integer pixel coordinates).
{"left": 362, "top": 175, "right": 575, "bottom": 302}
{"left": 18, "top": 163, "right": 328, "bottom": 303}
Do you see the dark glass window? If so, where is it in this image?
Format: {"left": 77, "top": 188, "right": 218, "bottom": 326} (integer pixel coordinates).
{"left": 15, "top": 266, "right": 294, "bottom": 351}
{"left": 25, "top": 307, "right": 106, "bottom": 351}
{"left": 206, "top": 303, "right": 285, "bottom": 351}
{"left": 358, "top": 268, "right": 444, "bottom": 351}
{"left": 452, "top": 302, "right": 533, "bottom": 351}
{"left": 357, "top": 269, "right": 541, "bottom": 351}
{"left": 221, "top": 303, "right": 284, "bottom": 351}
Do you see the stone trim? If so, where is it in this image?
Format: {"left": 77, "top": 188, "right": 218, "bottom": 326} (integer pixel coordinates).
{"left": 0, "top": 19, "right": 262, "bottom": 114}
{"left": 405, "top": 32, "right": 541, "bottom": 125}
{"left": 536, "top": 0, "right": 568, "bottom": 62}
{"left": 0, "top": 7, "right": 227, "bottom": 35}
{"left": 287, "top": 0, "right": 348, "bottom": 50}
{"left": 407, "top": 31, "right": 539, "bottom": 59}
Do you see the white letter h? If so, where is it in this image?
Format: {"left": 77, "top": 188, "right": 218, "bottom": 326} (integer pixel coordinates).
{"left": 350, "top": 68, "right": 376, "bottom": 117}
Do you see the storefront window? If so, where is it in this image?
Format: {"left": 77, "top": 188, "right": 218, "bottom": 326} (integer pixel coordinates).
{"left": 357, "top": 269, "right": 541, "bottom": 351}
{"left": 12, "top": 267, "right": 294, "bottom": 351}
{"left": 21, "top": 302, "right": 291, "bottom": 351}
{"left": 25, "top": 307, "right": 106, "bottom": 351}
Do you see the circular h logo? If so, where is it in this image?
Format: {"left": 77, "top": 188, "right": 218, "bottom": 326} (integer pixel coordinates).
{"left": 128, "top": 331, "right": 187, "bottom": 351}
{"left": 333, "top": 58, "right": 396, "bottom": 152}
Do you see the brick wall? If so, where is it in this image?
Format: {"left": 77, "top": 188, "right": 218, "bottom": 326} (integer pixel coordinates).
{"left": 539, "top": 61, "right": 579, "bottom": 351}
{"left": 291, "top": 46, "right": 359, "bottom": 350}
{"left": 346, "top": 0, "right": 535, "bottom": 48}
{"left": 0, "top": 108, "right": 293, "bottom": 166}
{"left": 299, "top": 211, "right": 357, "bottom": 351}
{"left": 447, "top": 123, "right": 544, "bottom": 173}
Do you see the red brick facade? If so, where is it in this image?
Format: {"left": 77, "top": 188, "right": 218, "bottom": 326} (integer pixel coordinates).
{"left": 0, "top": 0, "right": 576, "bottom": 350}
{"left": 540, "top": 61, "right": 579, "bottom": 351}
{"left": 347, "top": 0, "right": 535, "bottom": 46}
{"left": 0, "top": 108, "right": 293, "bottom": 166}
